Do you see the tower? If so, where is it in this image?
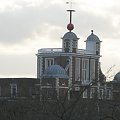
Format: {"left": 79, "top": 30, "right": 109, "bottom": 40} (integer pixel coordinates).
{"left": 85, "top": 30, "right": 102, "bottom": 84}
{"left": 85, "top": 30, "right": 101, "bottom": 55}
{"left": 62, "top": 9, "right": 79, "bottom": 53}
{"left": 36, "top": 7, "right": 106, "bottom": 100}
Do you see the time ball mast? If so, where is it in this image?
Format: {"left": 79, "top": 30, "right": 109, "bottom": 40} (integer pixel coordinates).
{"left": 67, "top": 9, "right": 75, "bottom": 32}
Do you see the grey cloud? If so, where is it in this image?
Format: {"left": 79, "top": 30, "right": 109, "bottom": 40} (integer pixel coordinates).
{"left": 0, "top": 54, "right": 36, "bottom": 77}
{"left": 0, "top": 2, "right": 67, "bottom": 44}
{"left": 0, "top": 0, "right": 119, "bottom": 78}
{"left": 0, "top": 7, "right": 41, "bottom": 44}
{"left": 0, "top": 0, "right": 120, "bottom": 45}
{"left": 73, "top": 9, "right": 120, "bottom": 40}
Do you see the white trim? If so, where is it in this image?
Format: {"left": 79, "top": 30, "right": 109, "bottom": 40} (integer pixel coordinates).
{"left": 10, "top": 84, "right": 17, "bottom": 98}
{"left": 56, "top": 78, "right": 59, "bottom": 99}
{"left": 75, "top": 87, "right": 80, "bottom": 91}
{"left": 83, "top": 89, "right": 87, "bottom": 98}
{"left": 106, "top": 89, "right": 111, "bottom": 99}
{"left": 82, "top": 59, "right": 89, "bottom": 83}
{"left": 90, "top": 88, "right": 95, "bottom": 98}
{"left": 75, "top": 58, "right": 80, "bottom": 81}
{"left": 40, "top": 56, "right": 43, "bottom": 77}
{"left": 45, "top": 58, "right": 54, "bottom": 69}
{"left": 69, "top": 56, "right": 72, "bottom": 88}
{"left": 99, "top": 89, "right": 104, "bottom": 99}
{"left": 0, "top": 86, "right": 1, "bottom": 96}
{"left": 90, "top": 59, "right": 95, "bottom": 80}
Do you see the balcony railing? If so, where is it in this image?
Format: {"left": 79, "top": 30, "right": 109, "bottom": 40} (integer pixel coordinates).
{"left": 38, "top": 48, "right": 62, "bottom": 53}
{"left": 38, "top": 48, "right": 89, "bottom": 54}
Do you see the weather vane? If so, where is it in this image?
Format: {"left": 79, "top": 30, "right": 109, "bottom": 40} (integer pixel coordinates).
{"left": 66, "top": 1, "right": 75, "bottom": 32}
{"left": 66, "top": 1, "right": 73, "bottom": 10}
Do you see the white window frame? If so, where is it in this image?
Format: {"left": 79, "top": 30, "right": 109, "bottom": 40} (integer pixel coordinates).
{"left": 75, "top": 87, "right": 80, "bottom": 91}
{"left": 82, "top": 59, "right": 89, "bottom": 83}
{"left": 90, "top": 59, "right": 95, "bottom": 81}
{"left": 83, "top": 89, "right": 87, "bottom": 98}
{"left": 106, "top": 89, "right": 111, "bottom": 99}
{"left": 96, "top": 42, "right": 100, "bottom": 54}
{"left": 75, "top": 58, "right": 80, "bottom": 81}
{"left": 65, "top": 41, "right": 69, "bottom": 48}
{"left": 10, "top": 84, "right": 17, "bottom": 98}
{"left": 45, "top": 58, "right": 54, "bottom": 69}
{"left": 99, "top": 89, "right": 104, "bottom": 99}
{"left": 64, "top": 39, "right": 70, "bottom": 48}
{"left": 47, "top": 89, "right": 52, "bottom": 99}
{"left": 90, "top": 88, "right": 95, "bottom": 98}
{"left": 72, "top": 40, "right": 77, "bottom": 48}
{"left": 0, "top": 86, "right": 1, "bottom": 96}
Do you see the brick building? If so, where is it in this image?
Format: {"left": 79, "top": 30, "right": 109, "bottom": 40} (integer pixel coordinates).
{"left": 0, "top": 10, "right": 119, "bottom": 102}
{"left": 36, "top": 10, "right": 112, "bottom": 100}
{"left": 0, "top": 78, "right": 37, "bottom": 100}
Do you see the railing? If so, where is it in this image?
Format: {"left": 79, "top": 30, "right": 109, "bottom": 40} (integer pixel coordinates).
{"left": 77, "top": 49, "right": 86, "bottom": 54}
{"left": 38, "top": 48, "right": 93, "bottom": 54}
{"left": 38, "top": 48, "right": 62, "bottom": 53}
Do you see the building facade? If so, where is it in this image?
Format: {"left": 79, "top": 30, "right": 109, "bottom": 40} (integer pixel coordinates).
{"left": 0, "top": 10, "right": 119, "bottom": 102}
{"left": 36, "top": 10, "right": 112, "bottom": 100}
{"left": 0, "top": 78, "right": 37, "bottom": 100}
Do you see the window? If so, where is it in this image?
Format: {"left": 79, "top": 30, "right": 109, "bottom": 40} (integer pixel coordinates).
{"left": 96, "top": 42, "right": 100, "bottom": 55}
{"left": 64, "top": 39, "right": 70, "bottom": 48}
{"left": 75, "top": 58, "right": 80, "bottom": 81}
{"left": 83, "top": 89, "right": 87, "bottom": 98}
{"left": 90, "top": 88, "right": 95, "bottom": 98}
{"left": 66, "top": 41, "right": 69, "bottom": 48}
{"left": 47, "top": 89, "right": 54, "bottom": 99}
{"left": 90, "top": 59, "right": 95, "bottom": 80}
{"left": 82, "top": 59, "right": 89, "bottom": 83}
{"left": 106, "top": 89, "right": 111, "bottom": 99}
{"left": 0, "top": 86, "right": 1, "bottom": 96}
{"left": 75, "top": 87, "right": 80, "bottom": 91}
{"left": 72, "top": 40, "right": 77, "bottom": 48}
{"left": 10, "top": 84, "right": 17, "bottom": 98}
{"left": 99, "top": 89, "right": 104, "bottom": 99}
{"left": 45, "top": 58, "right": 54, "bottom": 69}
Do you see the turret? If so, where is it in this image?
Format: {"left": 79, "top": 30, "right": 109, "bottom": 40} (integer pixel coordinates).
{"left": 85, "top": 30, "right": 101, "bottom": 55}
{"left": 62, "top": 32, "right": 79, "bottom": 53}
{"left": 62, "top": 8, "right": 79, "bottom": 53}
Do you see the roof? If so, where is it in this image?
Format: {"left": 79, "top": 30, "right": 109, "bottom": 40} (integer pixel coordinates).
{"left": 113, "top": 72, "right": 120, "bottom": 82}
{"left": 42, "top": 65, "right": 69, "bottom": 79}
{"left": 62, "top": 32, "right": 78, "bottom": 40}
{"left": 86, "top": 33, "right": 100, "bottom": 42}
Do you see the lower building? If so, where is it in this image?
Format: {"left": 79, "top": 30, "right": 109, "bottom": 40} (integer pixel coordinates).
{"left": 0, "top": 78, "right": 37, "bottom": 100}
{"left": 0, "top": 72, "right": 119, "bottom": 102}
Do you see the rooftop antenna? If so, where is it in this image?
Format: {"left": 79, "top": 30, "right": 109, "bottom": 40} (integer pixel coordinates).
{"left": 66, "top": 1, "right": 75, "bottom": 32}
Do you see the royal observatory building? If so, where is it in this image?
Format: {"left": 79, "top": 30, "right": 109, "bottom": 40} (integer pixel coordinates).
{"left": 36, "top": 10, "right": 109, "bottom": 99}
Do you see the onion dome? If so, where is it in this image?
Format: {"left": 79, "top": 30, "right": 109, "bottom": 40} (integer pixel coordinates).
{"left": 43, "top": 65, "right": 69, "bottom": 79}
{"left": 113, "top": 72, "right": 120, "bottom": 82}
{"left": 86, "top": 30, "right": 100, "bottom": 42}
{"left": 62, "top": 31, "right": 78, "bottom": 40}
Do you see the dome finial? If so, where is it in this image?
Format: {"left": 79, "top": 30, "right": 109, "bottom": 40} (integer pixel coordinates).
{"left": 91, "top": 30, "right": 93, "bottom": 34}
{"left": 91, "top": 30, "right": 94, "bottom": 34}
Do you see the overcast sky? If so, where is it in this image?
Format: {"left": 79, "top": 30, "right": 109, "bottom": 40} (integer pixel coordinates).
{"left": 0, "top": 0, "right": 119, "bottom": 79}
